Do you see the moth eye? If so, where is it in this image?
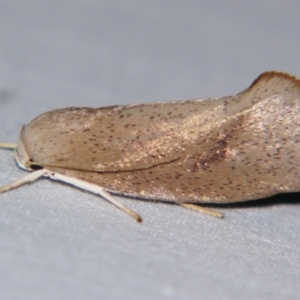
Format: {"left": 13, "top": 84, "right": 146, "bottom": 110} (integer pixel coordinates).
{"left": 29, "top": 159, "right": 43, "bottom": 170}
{"left": 30, "top": 164, "right": 43, "bottom": 171}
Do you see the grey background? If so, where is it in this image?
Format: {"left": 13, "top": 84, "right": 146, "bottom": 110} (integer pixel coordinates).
{"left": 0, "top": 1, "right": 299, "bottom": 299}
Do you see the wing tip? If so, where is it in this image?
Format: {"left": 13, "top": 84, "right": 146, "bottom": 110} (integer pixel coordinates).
{"left": 248, "top": 71, "right": 300, "bottom": 90}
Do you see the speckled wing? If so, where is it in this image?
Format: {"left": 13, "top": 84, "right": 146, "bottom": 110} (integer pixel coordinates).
{"left": 21, "top": 99, "right": 229, "bottom": 172}
{"left": 22, "top": 72, "right": 300, "bottom": 203}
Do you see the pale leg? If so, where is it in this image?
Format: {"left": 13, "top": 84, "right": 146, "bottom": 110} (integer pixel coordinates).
{"left": 0, "top": 169, "right": 47, "bottom": 193}
{"left": 0, "top": 168, "right": 142, "bottom": 222}
{"left": 44, "top": 170, "right": 142, "bottom": 222}
{"left": 180, "top": 203, "right": 224, "bottom": 218}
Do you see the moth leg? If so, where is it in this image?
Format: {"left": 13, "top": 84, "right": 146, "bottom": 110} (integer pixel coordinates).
{"left": 180, "top": 203, "right": 224, "bottom": 218}
{"left": 43, "top": 169, "right": 143, "bottom": 223}
{"left": 0, "top": 169, "right": 47, "bottom": 193}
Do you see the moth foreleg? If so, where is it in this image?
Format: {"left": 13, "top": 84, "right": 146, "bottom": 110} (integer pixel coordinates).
{"left": 0, "top": 169, "right": 47, "bottom": 194}
{"left": 180, "top": 203, "right": 224, "bottom": 218}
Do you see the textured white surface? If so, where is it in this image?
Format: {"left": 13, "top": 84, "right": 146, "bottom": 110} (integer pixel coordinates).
{"left": 0, "top": 1, "right": 300, "bottom": 299}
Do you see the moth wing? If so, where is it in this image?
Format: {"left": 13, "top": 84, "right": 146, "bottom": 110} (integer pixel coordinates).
{"left": 47, "top": 72, "right": 300, "bottom": 203}
{"left": 20, "top": 98, "right": 228, "bottom": 172}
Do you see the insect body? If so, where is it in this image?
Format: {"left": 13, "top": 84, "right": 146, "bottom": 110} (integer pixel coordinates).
{"left": 1, "top": 71, "right": 300, "bottom": 222}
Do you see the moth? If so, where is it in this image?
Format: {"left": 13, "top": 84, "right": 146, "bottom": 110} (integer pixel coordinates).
{"left": 1, "top": 71, "right": 299, "bottom": 222}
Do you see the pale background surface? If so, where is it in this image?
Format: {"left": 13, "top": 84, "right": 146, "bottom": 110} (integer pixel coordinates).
{"left": 0, "top": 1, "right": 300, "bottom": 299}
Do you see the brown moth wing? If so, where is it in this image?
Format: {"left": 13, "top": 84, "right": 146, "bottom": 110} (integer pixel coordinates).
{"left": 21, "top": 100, "right": 229, "bottom": 172}
{"left": 40, "top": 72, "right": 300, "bottom": 204}
{"left": 21, "top": 71, "right": 279, "bottom": 174}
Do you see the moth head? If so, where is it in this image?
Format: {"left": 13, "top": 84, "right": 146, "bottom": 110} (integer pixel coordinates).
{"left": 15, "top": 139, "right": 33, "bottom": 171}
{"left": 14, "top": 125, "right": 38, "bottom": 171}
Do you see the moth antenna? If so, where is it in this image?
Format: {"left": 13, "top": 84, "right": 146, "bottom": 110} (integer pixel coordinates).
{"left": 44, "top": 170, "right": 143, "bottom": 223}
{"left": 180, "top": 203, "right": 224, "bottom": 218}
{"left": 0, "top": 143, "right": 18, "bottom": 150}
{"left": 0, "top": 169, "right": 47, "bottom": 194}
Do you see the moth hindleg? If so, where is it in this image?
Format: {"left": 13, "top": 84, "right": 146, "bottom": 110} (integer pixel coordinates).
{"left": 180, "top": 203, "right": 224, "bottom": 218}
